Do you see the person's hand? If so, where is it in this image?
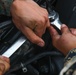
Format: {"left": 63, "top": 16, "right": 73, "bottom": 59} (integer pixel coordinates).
{"left": 11, "top": 0, "right": 50, "bottom": 47}
{"left": 0, "top": 56, "right": 10, "bottom": 75}
{"left": 49, "top": 24, "right": 76, "bottom": 55}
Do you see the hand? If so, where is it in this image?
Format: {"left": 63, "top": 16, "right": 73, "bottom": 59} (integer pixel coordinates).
{"left": 11, "top": 0, "right": 50, "bottom": 47}
{"left": 0, "top": 56, "right": 10, "bottom": 75}
{"left": 49, "top": 24, "right": 76, "bottom": 55}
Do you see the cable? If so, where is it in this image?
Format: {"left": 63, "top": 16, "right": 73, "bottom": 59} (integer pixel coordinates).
{"left": 22, "top": 51, "right": 62, "bottom": 66}
{"left": 5, "top": 51, "right": 63, "bottom": 75}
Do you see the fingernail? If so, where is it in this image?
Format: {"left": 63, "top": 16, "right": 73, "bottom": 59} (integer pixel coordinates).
{"left": 61, "top": 24, "right": 66, "bottom": 28}
{"left": 38, "top": 42, "right": 44, "bottom": 47}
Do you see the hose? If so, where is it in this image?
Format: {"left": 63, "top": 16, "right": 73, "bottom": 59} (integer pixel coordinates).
{"left": 5, "top": 51, "right": 63, "bottom": 75}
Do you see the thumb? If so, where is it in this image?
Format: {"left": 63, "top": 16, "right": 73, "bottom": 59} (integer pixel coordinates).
{"left": 48, "top": 25, "right": 60, "bottom": 40}
{"left": 61, "top": 24, "right": 70, "bottom": 33}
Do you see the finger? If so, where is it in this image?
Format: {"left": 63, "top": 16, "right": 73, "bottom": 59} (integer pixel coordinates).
{"left": 40, "top": 8, "right": 50, "bottom": 28}
{"left": 34, "top": 17, "right": 47, "bottom": 37}
{"left": 0, "top": 63, "right": 5, "bottom": 71}
{"left": 0, "top": 63, "right": 5, "bottom": 75}
{"left": 21, "top": 26, "right": 45, "bottom": 47}
{"left": 40, "top": 8, "right": 50, "bottom": 27}
{"left": 0, "top": 57, "right": 10, "bottom": 74}
{"left": 48, "top": 25, "right": 60, "bottom": 40}
{"left": 0, "top": 56, "right": 10, "bottom": 64}
{"left": 34, "top": 25, "right": 46, "bottom": 37}
{"left": 34, "top": 19, "right": 50, "bottom": 37}
{"left": 61, "top": 24, "right": 70, "bottom": 33}
{"left": 70, "top": 28, "right": 76, "bottom": 35}
{"left": 40, "top": 8, "right": 48, "bottom": 17}
{"left": 13, "top": 19, "right": 45, "bottom": 47}
{"left": 46, "top": 19, "right": 50, "bottom": 27}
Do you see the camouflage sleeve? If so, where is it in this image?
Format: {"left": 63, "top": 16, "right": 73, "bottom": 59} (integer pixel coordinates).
{"left": 0, "top": 0, "right": 13, "bottom": 16}
{"left": 59, "top": 48, "right": 76, "bottom": 75}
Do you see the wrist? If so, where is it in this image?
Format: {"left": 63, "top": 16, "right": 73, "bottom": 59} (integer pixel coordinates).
{"left": 61, "top": 47, "right": 76, "bottom": 56}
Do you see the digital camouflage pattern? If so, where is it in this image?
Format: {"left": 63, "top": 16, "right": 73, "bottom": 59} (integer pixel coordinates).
{"left": 0, "top": 0, "right": 13, "bottom": 16}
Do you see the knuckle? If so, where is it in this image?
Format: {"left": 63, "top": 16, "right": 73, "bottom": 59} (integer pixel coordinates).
{"left": 44, "top": 15, "right": 48, "bottom": 23}
{"left": 45, "top": 14, "right": 48, "bottom": 19}
{"left": 43, "top": 9, "right": 48, "bottom": 16}
{"left": 44, "top": 14, "right": 49, "bottom": 22}
{"left": 40, "top": 18, "right": 46, "bottom": 25}
{"left": 42, "top": 16, "right": 48, "bottom": 25}
{"left": 43, "top": 9, "right": 49, "bottom": 21}
{"left": 37, "top": 18, "right": 45, "bottom": 26}
{"left": 43, "top": 15, "right": 48, "bottom": 23}
{"left": 38, "top": 16, "right": 48, "bottom": 26}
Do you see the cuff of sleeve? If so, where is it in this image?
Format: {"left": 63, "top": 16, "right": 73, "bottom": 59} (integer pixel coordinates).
{"left": 59, "top": 48, "right": 76, "bottom": 75}
{"left": 64, "top": 48, "right": 76, "bottom": 66}
{"left": 0, "top": 0, "right": 13, "bottom": 16}
{"left": 64, "top": 48, "right": 76, "bottom": 65}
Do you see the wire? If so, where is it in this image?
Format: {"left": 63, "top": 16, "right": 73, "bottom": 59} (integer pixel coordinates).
{"left": 5, "top": 51, "right": 63, "bottom": 75}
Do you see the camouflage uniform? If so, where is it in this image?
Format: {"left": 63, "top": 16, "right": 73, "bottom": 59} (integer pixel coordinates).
{"left": 0, "top": 0, "right": 13, "bottom": 16}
